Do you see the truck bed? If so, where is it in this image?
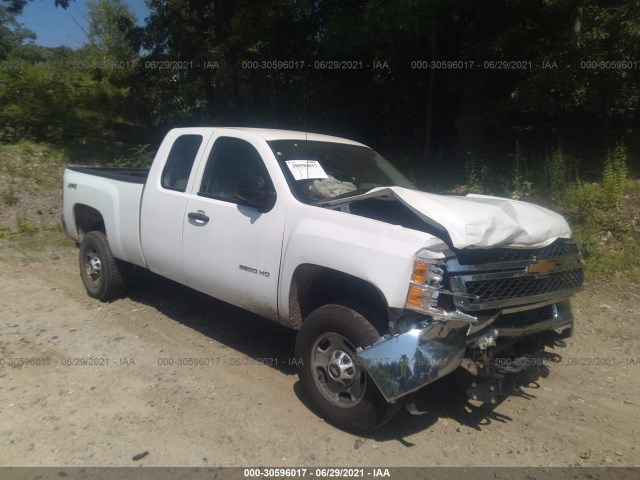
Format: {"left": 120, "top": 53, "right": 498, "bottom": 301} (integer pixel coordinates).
{"left": 66, "top": 167, "right": 149, "bottom": 184}
{"left": 63, "top": 167, "right": 148, "bottom": 268}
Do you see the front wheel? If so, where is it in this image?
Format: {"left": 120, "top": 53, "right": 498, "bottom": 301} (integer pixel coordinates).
{"left": 79, "top": 231, "right": 126, "bottom": 301}
{"left": 295, "top": 304, "right": 402, "bottom": 432}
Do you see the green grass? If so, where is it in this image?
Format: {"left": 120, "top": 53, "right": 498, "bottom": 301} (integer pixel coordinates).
{"left": 3, "top": 185, "right": 18, "bottom": 206}
{"left": 0, "top": 225, "right": 11, "bottom": 239}
{"left": 0, "top": 142, "right": 67, "bottom": 195}
{"left": 565, "top": 179, "right": 640, "bottom": 285}
{"left": 0, "top": 225, "right": 73, "bottom": 264}
{"left": 15, "top": 213, "right": 39, "bottom": 235}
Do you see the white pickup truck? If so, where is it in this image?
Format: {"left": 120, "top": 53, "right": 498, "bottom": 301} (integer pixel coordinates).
{"left": 62, "top": 127, "right": 584, "bottom": 432}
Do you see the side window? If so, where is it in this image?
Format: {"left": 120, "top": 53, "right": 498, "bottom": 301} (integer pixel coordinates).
{"left": 161, "top": 135, "right": 203, "bottom": 192}
{"left": 199, "top": 137, "right": 272, "bottom": 202}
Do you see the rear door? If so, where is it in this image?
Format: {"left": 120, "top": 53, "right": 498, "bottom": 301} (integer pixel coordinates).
{"left": 182, "top": 132, "right": 287, "bottom": 320}
{"left": 140, "top": 130, "right": 210, "bottom": 284}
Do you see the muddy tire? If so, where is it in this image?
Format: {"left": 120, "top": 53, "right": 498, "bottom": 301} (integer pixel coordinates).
{"left": 79, "top": 231, "right": 126, "bottom": 301}
{"left": 295, "top": 304, "right": 402, "bottom": 433}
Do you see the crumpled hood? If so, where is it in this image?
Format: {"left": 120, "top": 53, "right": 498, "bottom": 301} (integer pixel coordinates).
{"left": 325, "top": 187, "right": 572, "bottom": 249}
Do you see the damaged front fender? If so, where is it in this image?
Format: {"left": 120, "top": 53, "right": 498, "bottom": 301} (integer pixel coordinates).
{"left": 357, "top": 319, "right": 471, "bottom": 402}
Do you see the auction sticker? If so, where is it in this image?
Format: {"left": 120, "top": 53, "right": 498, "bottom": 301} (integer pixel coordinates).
{"left": 285, "top": 160, "right": 328, "bottom": 180}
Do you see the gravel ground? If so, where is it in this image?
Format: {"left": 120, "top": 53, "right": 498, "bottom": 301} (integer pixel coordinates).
{"left": 1, "top": 243, "right": 639, "bottom": 468}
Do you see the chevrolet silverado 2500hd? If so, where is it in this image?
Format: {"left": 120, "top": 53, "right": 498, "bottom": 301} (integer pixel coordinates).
{"left": 62, "top": 128, "right": 584, "bottom": 432}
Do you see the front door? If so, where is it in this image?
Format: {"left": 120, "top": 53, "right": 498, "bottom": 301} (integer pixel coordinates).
{"left": 182, "top": 134, "right": 287, "bottom": 320}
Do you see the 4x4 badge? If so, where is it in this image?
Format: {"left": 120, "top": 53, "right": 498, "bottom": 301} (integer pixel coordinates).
{"left": 529, "top": 259, "right": 556, "bottom": 277}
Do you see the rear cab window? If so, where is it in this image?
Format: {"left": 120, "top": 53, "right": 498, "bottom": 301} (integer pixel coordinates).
{"left": 161, "top": 135, "right": 204, "bottom": 192}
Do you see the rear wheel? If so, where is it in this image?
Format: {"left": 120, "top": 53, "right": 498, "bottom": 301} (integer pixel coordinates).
{"left": 295, "top": 304, "right": 402, "bottom": 432}
{"left": 79, "top": 231, "right": 126, "bottom": 301}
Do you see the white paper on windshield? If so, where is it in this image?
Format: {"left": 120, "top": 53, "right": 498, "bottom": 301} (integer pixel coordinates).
{"left": 285, "top": 160, "right": 328, "bottom": 180}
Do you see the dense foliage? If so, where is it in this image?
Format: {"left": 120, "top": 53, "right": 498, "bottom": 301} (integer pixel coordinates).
{"left": 0, "top": 0, "right": 638, "bottom": 182}
{"left": 1, "top": 0, "right": 639, "bottom": 282}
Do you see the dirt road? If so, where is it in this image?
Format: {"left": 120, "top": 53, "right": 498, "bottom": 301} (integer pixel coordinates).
{"left": 1, "top": 244, "right": 639, "bottom": 467}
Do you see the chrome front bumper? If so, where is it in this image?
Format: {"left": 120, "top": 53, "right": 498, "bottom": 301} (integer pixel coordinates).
{"left": 357, "top": 300, "right": 575, "bottom": 402}
{"left": 357, "top": 319, "right": 469, "bottom": 402}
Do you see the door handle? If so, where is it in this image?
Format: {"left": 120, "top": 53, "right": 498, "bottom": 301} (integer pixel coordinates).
{"left": 187, "top": 210, "right": 209, "bottom": 224}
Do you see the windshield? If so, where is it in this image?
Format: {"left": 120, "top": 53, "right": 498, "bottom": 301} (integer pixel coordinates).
{"left": 268, "top": 140, "right": 415, "bottom": 204}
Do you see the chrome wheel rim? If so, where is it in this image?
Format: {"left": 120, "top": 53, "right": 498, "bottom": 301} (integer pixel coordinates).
{"left": 83, "top": 247, "right": 102, "bottom": 288}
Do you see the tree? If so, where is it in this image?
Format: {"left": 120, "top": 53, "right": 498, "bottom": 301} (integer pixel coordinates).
{"left": 129, "top": 0, "right": 315, "bottom": 127}
{"left": 1, "top": 0, "right": 70, "bottom": 15}
{"left": 86, "top": 0, "right": 136, "bottom": 61}
{"left": 0, "top": 4, "right": 34, "bottom": 59}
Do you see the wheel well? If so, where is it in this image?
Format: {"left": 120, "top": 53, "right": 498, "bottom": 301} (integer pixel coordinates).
{"left": 288, "top": 265, "right": 390, "bottom": 333}
{"left": 73, "top": 204, "right": 105, "bottom": 240}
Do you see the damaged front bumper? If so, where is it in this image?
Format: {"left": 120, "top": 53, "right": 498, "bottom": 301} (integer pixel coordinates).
{"left": 356, "top": 300, "right": 575, "bottom": 403}
{"left": 357, "top": 319, "right": 469, "bottom": 402}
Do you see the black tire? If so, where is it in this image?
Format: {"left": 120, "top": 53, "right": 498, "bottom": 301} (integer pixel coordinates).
{"left": 295, "top": 304, "right": 403, "bottom": 433}
{"left": 79, "top": 231, "right": 126, "bottom": 301}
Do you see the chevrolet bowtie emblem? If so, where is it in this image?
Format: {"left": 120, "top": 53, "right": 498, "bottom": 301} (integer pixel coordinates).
{"left": 528, "top": 259, "right": 556, "bottom": 277}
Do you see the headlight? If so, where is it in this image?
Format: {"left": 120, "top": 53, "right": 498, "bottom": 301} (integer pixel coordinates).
{"left": 405, "top": 252, "right": 446, "bottom": 312}
{"left": 404, "top": 248, "right": 478, "bottom": 324}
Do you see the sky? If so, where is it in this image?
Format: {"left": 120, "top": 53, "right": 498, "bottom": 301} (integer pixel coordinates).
{"left": 17, "top": 0, "right": 150, "bottom": 48}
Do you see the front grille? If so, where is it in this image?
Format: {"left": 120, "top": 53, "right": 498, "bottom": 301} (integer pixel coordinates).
{"left": 446, "top": 239, "right": 584, "bottom": 311}
{"left": 465, "top": 269, "right": 584, "bottom": 303}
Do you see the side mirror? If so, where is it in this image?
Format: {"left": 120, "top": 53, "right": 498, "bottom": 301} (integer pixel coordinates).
{"left": 236, "top": 175, "right": 275, "bottom": 211}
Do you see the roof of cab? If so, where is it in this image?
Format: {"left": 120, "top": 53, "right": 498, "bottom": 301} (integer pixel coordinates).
{"left": 171, "top": 127, "right": 367, "bottom": 147}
